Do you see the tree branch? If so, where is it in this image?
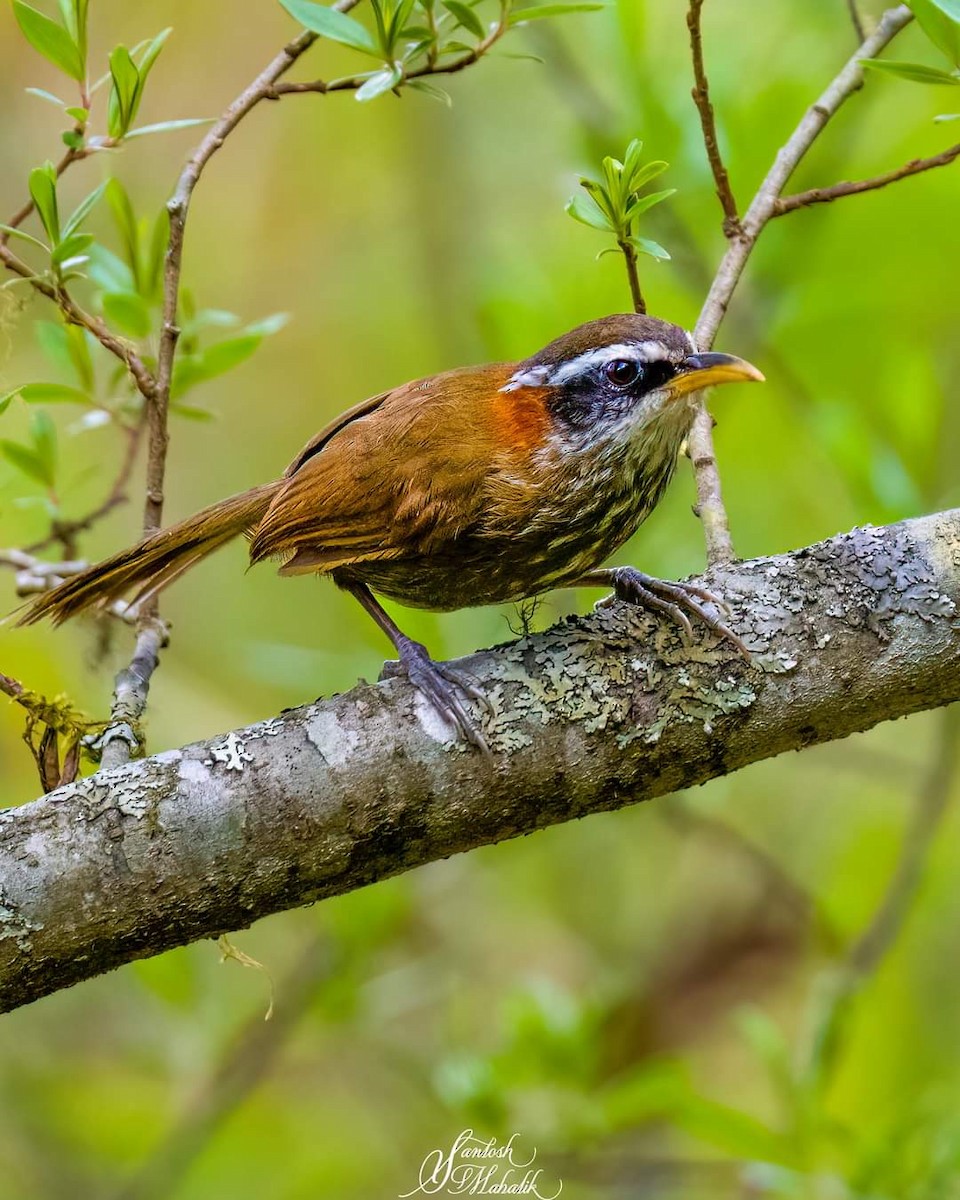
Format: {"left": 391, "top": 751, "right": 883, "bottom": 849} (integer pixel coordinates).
{"left": 773, "top": 142, "right": 960, "bottom": 215}
{"left": 686, "top": 0, "right": 740, "bottom": 236}
{"left": 1, "top": 508, "right": 958, "bottom": 1013}
{"left": 146, "top": 21, "right": 329, "bottom": 536}
{"left": 0, "top": 244, "right": 156, "bottom": 401}
{"left": 688, "top": 4, "right": 913, "bottom": 566}
{"left": 269, "top": 13, "right": 508, "bottom": 97}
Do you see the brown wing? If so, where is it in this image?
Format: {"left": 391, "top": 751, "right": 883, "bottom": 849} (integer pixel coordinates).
{"left": 249, "top": 363, "right": 515, "bottom": 575}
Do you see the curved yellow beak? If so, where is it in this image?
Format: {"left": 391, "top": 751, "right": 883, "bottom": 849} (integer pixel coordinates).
{"left": 669, "top": 351, "right": 765, "bottom": 398}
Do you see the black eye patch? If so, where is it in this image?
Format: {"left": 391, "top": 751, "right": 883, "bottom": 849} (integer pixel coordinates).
{"left": 637, "top": 359, "right": 676, "bottom": 392}
{"left": 601, "top": 357, "right": 675, "bottom": 394}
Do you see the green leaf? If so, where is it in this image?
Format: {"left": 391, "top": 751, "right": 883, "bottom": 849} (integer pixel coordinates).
{"left": 50, "top": 230, "right": 93, "bottom": 270}
{"left": 12, "top": 1, "right": 83, "bottom": 79}
{"left": 170, "top": 401, "right": 216, "bottom": 421}
{"left": 64, "top": 104, "right": 87, "bottom": 122}
{"left": 355, "top": 64, "right": 403, "bottom": 101}
{"left": 407, "top": 78, "right": 453, "bottom": 105}
{"left": 57, "top": 0, "right": 89, "bottom": 62}
{"left": 125, "top": 117, "right": 215, "bottom": 139}
{"left": 277, "top": 0, "right": 380, "bottom": 54}
{"left": 0, "top": 389, "right": 21, "bottom": 416}
{"left": 861, "top": 58, "right": 960, "bottom": 84}
{"left": 507, "top": 2, "right": 603, "bottom": 24}
{"left": 442, "top": 0, "right": 485, "bottom": 37}
{"left": 62, "top": 180, "right": 107, "bottom": 238}
{"left": 625, "top": 186, "right": 676, "bottom": 221}
{"left": 626, "top": 158, "right": 669, "bottom": 192}
{"left": 633, "top": 235, "right": 670, "bottom": 260}
{"left": 171, "top": 333, "right": 265, "bottom": 397}
{"left": 35, "top": 319, "right": 94, "bottom": 389}
{"left": 61, "top": 129, "right": 83, "bottom": 150}
{"left": 145, "top": 207, "right": 169, "bottom": 299}
{"left": 104, "top": 178, "right": 141, "bottom": 287}
{"left": 87, "top": 243, "right": 136, "bottom": 293}
{"left": 108, "top": 44, "right": 140, "bottom": 137}
{"left": 0, "top": 440, "right": 50, "bottom": 486}
{"left": 28, "top": 163, "right": 60, "bottom": 245}
{"left": 101, "top": 291, "right": 152, "bottom": 337}
{"left": 565, "top": 193, "right": 611, "bottom": 230}
{"left": 17, "top": 382, "right": 91, "bottom": 404}
{"left": 25, "top": 86, "right": 66, "bottom": 106}
{"left": 0, "top": 223, "right": 49, "bottom": 252}
{"left": 243, "top": 312, "right": 290, "bottom": 337}
{"left": 29, "top": 408, "right": 58, "bottom": 487}
{"left": 908, "top": 0, "right": 960, "bottom": 67}
{"left": 136, "top": 27, "right": 171, "bottom": 84}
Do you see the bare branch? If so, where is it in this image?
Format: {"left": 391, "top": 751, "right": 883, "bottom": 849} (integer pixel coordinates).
{"left": 774, "top": 142, "right": 960, "bottom": 215}
{"left": 688, "top": 4, "right": 913, "bottom": 565}
{"left": 0, "top": 508, "right": 958, "bottom": 1013}
{"left": 95, "top": 617, "right": 169, "bottom": 770}
{"left": 686, "top": 0, "right": 740, "bottom": 236}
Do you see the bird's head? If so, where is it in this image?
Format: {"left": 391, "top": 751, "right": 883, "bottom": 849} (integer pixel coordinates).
{"left": 502, "top": 313, "right": 764, "bottom": 460}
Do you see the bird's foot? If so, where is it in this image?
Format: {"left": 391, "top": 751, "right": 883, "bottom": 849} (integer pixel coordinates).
{"left": 381, "top": 636, "right": 492, "bottom": 756}
{"left": 600, "top": 567, "right": 751, "bottom": 661}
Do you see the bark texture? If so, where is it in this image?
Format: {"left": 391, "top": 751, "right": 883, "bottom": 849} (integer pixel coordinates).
{"left": 2, "top": 510, "right": 959, "bottom": 1013}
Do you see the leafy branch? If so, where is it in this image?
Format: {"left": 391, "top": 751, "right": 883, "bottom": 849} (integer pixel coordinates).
{"left": 565, "top": 139, "right": 674, "bottom": 314}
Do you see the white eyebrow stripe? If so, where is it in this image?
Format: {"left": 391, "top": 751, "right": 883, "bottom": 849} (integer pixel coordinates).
{"left": 545, "top": 340, "right": 672, "bottom": 385}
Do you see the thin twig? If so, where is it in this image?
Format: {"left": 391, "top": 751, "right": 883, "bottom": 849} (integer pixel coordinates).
{"left": 25, "top": 417, "right": 147, "bottom": 555}
{"left": 846, "top": 0, "right": 867, "bottom": 43}
{"left": 774, "top": 142, "right": 960, "bottom": 215}
{"left": 689, "top": 4, "right": 913, "bottom": 564}
{"left": 619, "top": 238, "right": 646, "bottom": 313}
{"left": 686, "top": 0, "right": 740, "bottom": 236}
{"left": 0, "top": 669, "right": 26, "bottom": 702}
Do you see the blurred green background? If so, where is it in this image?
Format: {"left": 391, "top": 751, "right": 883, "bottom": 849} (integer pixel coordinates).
{"left": 1, "top": 0, "right": 960, "bottom": 1196}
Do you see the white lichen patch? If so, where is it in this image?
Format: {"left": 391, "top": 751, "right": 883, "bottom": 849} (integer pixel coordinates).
{"left": 206, "top": 732, "right": 253, "bottom": 773}
{"left": 0, "top": 885, "right": 43, "bottom": 950}
{"left": 179, "top": 757, "right": 212, "bottom": 787}
{"left": 306, "top": 709, "right": 364, "bottom": 765}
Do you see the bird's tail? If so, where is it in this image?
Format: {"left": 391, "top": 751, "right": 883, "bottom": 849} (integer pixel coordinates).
{"left": 18, "top": 482, "right": 279, "bottom": 626}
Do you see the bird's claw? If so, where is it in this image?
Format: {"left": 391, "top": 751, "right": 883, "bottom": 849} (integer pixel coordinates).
{"left": 382, "top": 638, "right": 492, "bottom": 757}
{"left": 605, "top": 567, "right": 750, "bottom": 661}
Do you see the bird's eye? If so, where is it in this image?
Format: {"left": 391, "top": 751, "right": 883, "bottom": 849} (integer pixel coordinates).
{"left": 603, "top": 359, "right": 641, "bottom": 388}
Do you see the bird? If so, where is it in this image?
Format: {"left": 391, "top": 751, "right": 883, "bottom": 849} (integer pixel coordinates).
{"left": 19, "top": 313, "right": 763, "bottom": 753}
